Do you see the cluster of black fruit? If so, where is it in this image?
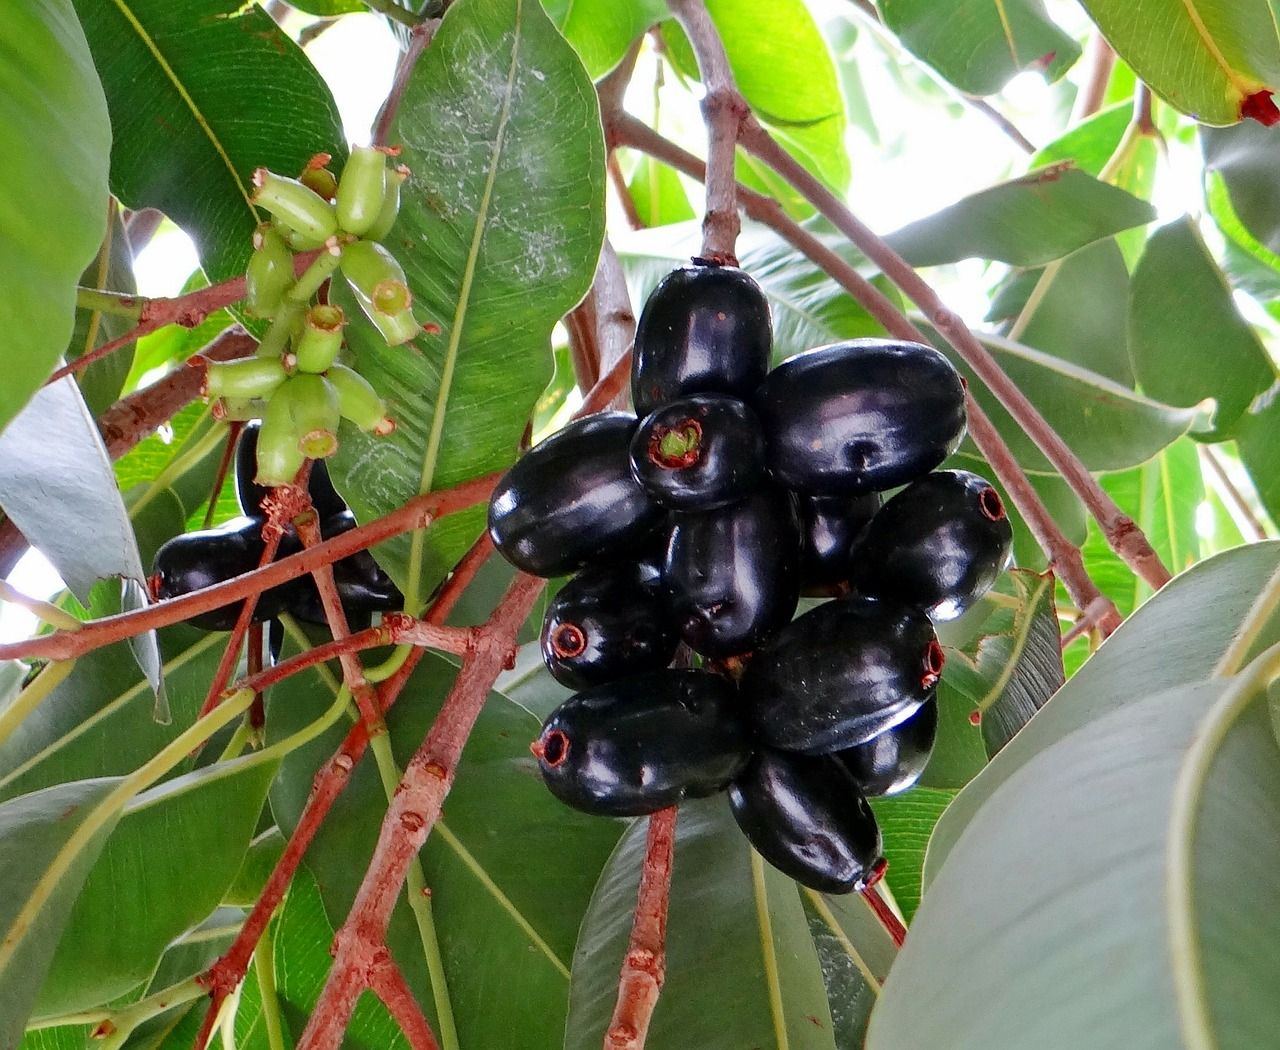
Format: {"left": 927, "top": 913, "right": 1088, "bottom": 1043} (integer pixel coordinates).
{"left": 151, "top": 421, "right": 403, "bottom": 635}
{"left": 487, "top": 262, "right": 1013, "bottom": 895}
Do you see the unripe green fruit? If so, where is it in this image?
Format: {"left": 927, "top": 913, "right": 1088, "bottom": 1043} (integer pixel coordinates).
{"left": 278, "top": 374, "right": 341, "bottom": 459}
{"left": 244, "top": 226, "right": 294, "bottom": 319}
{"left": 251, "top": 168, "right": 338, "bottom": 244}
{"left": 365, "top": 163, "right": 409, "bottom": 242}
{"left": 204, "top": 357, "right": 288, "bottom": 401}
{"left": 299, "top": 152, "right": 339, "bottom": 200}
{"left": 341, "top": 241, "right": 418, "bottom": 346}
{"left": 256, "top": 390, "right": 307, "bottom": 487}
{"left": 335, "top": 145, "right": 388, "bottom": 236}
{"left": 294, "top": 305, "right": 346, "bottom": 374}
{"left": 275, "top": 221, "right": 327, "bottom": 252}
{"left": 327, "top": 363, "right": 394, "bottom": 434}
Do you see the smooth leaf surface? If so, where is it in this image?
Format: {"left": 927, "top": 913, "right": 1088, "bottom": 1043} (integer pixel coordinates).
{"left": 662, "top": 0, "right": 849, "bottom": 192}
{"left": 268, "top": 648, "right": 622, "bottom": 1049}
{"left": 329, "top": 0, "right": 606, "bottom": 608}
{"left": 71, "top": 0, "right": 343, "bottom": 282}
{"left": 566, "top": 798, "right": 838, "bottom": 1050}
{"left": 1029, "top": 103, "right": 1130, "bottom": 176}
{"left": 0, "top": 779, "right": 122, "bottom": 1049}
{"left": 1203, "top": 120, "right": 1280, "bottom": 254}
{"left": 926, "top": 541, "right": 1280, "bottom": 883}
{"left": 868, "top": 788, "right": 954, "bottom": 924}
{"left": 869, "top": 668, "right": 1280, "bottom": 1050}
{"left": 1237, "top": 382, "right": 1280, "bottom": 526}
{"left": 1129, "top": 218, "right": 1275, "bottom": 438}
{"left": 1077, "top": 0, "right": 1280, "bottom": 126}
{"left": 544, "top": 0, "right": 666, "bottom": 77}
{"left": 878, "top": 0, "right": 1079, "bottom": 95}
{"left": 887, "top": 168, "right": 1155, "bottom": 268}
{"left": 0, "top": 0, "right": 111, "bottom": 437}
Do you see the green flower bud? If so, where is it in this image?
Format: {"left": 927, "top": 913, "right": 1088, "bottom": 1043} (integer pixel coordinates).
{"left": 251, "top": 168, "right": 338, "bottom": 245}
{"left": 256, "top": 389, "right": 307, "bottom": 487}
{"left": 278, "top": 374, "right": 341, "bottom": 459}
{"left": 327, "top": 363, "right": 394, "bottom": 434}
{"left": 294, "top": 304, "right": 346, "bottom": 374}
{"left": 365, "top": 164, "right": 409, "bottom": 242}
{"left": 204, "top": 357, "right": 288, "bottom": 401}
{"left": 336, "top": 145, "right": 388, "bottom": 237}
{"left": 244, "top": 226, "right": 294, "bottom": 319}
{"left": 300, "top": 152, "right": 338, "bottom": 200}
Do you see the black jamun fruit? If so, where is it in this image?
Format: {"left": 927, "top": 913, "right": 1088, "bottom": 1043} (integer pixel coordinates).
{"left": 835, "top": 696, "right": 938, "bottom": 797}
{"left": 798, "top": 491, "right": 882, "bottom": 592}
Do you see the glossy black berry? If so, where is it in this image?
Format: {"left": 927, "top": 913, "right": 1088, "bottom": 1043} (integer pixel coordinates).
{"left": 742, "top": 595, "right": 942, "bottom": 754}
{"left": 152, "top": 517, "right": 287, "bottom": 631}
{"left": 533, "top": 670, "right": 752, "bottom": 817}
{"left": 850, "top": 470, "right": 1013, "bottom": 621}
{"left": 541, "top": 562, "right": 678, "bottom": 689}
{"left": 798, "top": 491, "right": 881, "bottom": 592}
{"left": 836, "top": 697, "right": 938, "bottom": 797}
{"left": 665, "top": 488, "right": 801, "bottom": 658}
{"left": 278, "top": 512, "right": 403, "bottom": 627}
{"left": 755, "top": 339, "right": 966, "bottom": 496}
{"left": 488, "top": 412, "right": 664, "bottom": 578}
{"left": 236, "top": 420, "right": 346, "bottom": 520}
{"left": 631, "top": 264, "right": 772, "bottom": 415}
{"left": 729, "top": 749, "right": 883, "bottom": 893}
{"left": 629, "top": 394, "right": 766, "bottom": 511}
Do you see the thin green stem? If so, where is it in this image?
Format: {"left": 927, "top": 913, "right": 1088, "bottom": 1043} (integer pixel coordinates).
{"left": 254, "top": 923, "right": 289, "bottom": 1050}
{"left": 75, "top": 286, "right": 146, "bottom": 322}
{"left": 219, "top": 718, "right": 257, "bottom": 762}
{"left": 361, "top": 0, "right": 424, "bottom": 28}
{"left": 30, "top": 975, "right": 207, "bottom": 1036}
{"left": 0, "top": 581, "right": 84, "bottom": 632}
{"left": 366, "top": 642, "right": 414, "bottom": 683}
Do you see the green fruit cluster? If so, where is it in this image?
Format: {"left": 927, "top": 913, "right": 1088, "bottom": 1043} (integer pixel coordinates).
{"left": 204, "top": 147, "right": 415, "bottom": 487}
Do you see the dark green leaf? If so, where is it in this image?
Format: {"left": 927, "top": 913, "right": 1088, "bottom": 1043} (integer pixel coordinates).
{"left": 329, "top": 0, "right": 606, "bottom": 609}
{"left": 0, "top": 0, "right": 110, "bottom": 435}
{"left": 878, "top": 0, "right": 1079, "bottom": 96}
{"left": 70, "top": 208, "right": 137, "bottom": 417}
{"left": 887, "top": 168, "right": 1155, "bottom": 267}
{"left": 71, "top": 0, "right": 344, "bottom": 282}
{"left": 868, "top": 788, "right": 955, "bottom": 923}
{"left": 1203, "top": 120, "right": 1280, "bottom": 254}
{"left": 567, "top": 798, "right": 837, "bottom": 1050}
{"left": 1237, "top": 381, "right": 1280, "bottom": 527}
{"left": 1129, "top": 218, "right": 1275, "bottom": 438}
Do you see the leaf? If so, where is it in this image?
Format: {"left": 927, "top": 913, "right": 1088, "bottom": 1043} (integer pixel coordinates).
{"left": 1203, "top": 120, "right": 1280, "bottom": 254}
{"left": 266, "top": 649, "right": 622, "bottom": 1049}
{"left": 543, "top": 0, "right": 667, "bottom": 78}
{"left": 33, "top": 753, "right": 278, "bottom": 1017}
{"left": 566, "top": 797, "right": 838, "bottom": 1050}
{"left": 925, "top": 540, "right": 1280, "bottom": 886}
{"left": 1236, "top": 379, "right": 1280, "bottom": 527}
{"left": 1077, "top": 0, "right": 1280, "bottom": 126}
{"left": 0, "top": 779, "right": 123, "bottom": 1049}
{"left": 71, "top": 0, "right": 344, "bottom": 282}
{"left": 878, "top": 0, "right": 1080, "bottom": 96}
{"left": 866, "top": 665, "right": 1280, "bottom": 1050}
{"left": 328, "top": 0, "right": 606, "bottom": 609}
{"left": 1129, "top": 218, "right": 1276, "bottom": 439}
{"left": 1029, "top": 103, "right": 1130, "bottom": 177}
{"left": 626, "top": 156, "right": 697, "bottom": 228}
{"left": 886, "top": 168, "right": 1156, "bottom": 268}
{"left": 0, "top": 0, "right": 111, "bottom": 436}
{"left": 661, "top": 0, "right": 849, "bottom": 192}
{"left": 70, "top": 207, "right": 137, "bottom": 418}
{"left": 868, "top": 789, "right": 955, "bottom": 925}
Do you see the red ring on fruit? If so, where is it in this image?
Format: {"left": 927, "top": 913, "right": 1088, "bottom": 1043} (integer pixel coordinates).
{"left": 648, "top": 419, "right": 703, "bottom": 469}
{"left": 534, "top": 729, "right": 570, "bottom": 768}
{"left": 550, "top": 622, "right": 587, "bottom": 659}
{"left": 921, "top": 640, "right": 945, "bottom": 688}
{"left": 978, "top": 486, "right": 1006, "bottom": 521}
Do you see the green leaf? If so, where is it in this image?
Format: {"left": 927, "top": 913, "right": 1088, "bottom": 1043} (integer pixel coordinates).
{"left": 925, "top": 541, "right": 1280, "bottom": 886}
{"left": 70, "top": 208, "right": 137, "bottom": 417}
{"left": 868, "top": 789, "right": 954, "bottom": 924}
{"left": 267, "top": 649, "right": 622, "bottom": 1049}
{"left": 1237, "top": 381, "right": 1280, "bottom": 527}
{"left": 1203, "top": 120, "right": 1280, "bottom": 255}
{"left": 71, "top": 0, "right": 344, "bottom": 282}
{"left": 661, "top": 0, "right": 849, "bottom": 192}
{"left": 0, "top": 779, "right": 123, "bottom": 1049}
{"left": 886, "top": 168, "right": 1156, "bottom": 268}
{"left": 287, "top": 0, "right": 364, "bottom": 14}
{"left": 329, "top": 0, "right": 606, "bottom": 608}
{"left": 34, "top": 753, "right": 278, "bottom": 1016}
{"left": 1129, "top": 218, "right": 1276, "bottom": 438}
{"left": 0, "top": 0, "right": 111, "bottom": 436}
{"left": 1077, "top": 0, "right": 1280, "bottom": 126}
{"left": 867, "top": 662, "right": 1280, "bottom": 1050}
{"left": 1029, "top": 103, "right": 1130, "bottom": 177}
{"left": 544, "top": 0, "right": 667, "bottom": 78}
{"left": 878, "top": 0, "right": 1080, "bottom": 96}
{"left": 626, "top": 156, "right": 697, "bottom": 228}
{"left": 566, "top": 798, "right": 838, "bottom": 1050}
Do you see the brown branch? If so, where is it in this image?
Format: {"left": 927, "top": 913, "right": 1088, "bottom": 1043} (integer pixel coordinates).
{"left": 665, "top": 0, "right": 745, "bottom": 260}
{"left": 565, "top": 297, "right": 602, "bottom": 392}
{"left": 733, "top": 115, "right": 1172, "bottom": 590}
{"left": 194, "top": 535, "right": 494, "bottom": 1048}
{"left": 373, "top": 19, "right": 442, "bottom": 147}
{"left": 567, "top": 240, "right": 637, "bottom": 405}
{"left": 1059, "top": 594, "right": 1118, "bottom": 650}
{"left": 608, "top": 153, "right": 646, "bottom": 230}
{"left": 47, "top": 251, "right": 321, "bottom": 386}
{"left": 0, "top": 472, "right": 501, "bottom": 663}
{"left": 604, "top": 807, "right": 677, "bottom": 1049}
{"left": 124, "top": 208, "right": 166, "bottom": 256}
{"left": 296, "top": 572, "right": 544, "bottom": 1050}
{"left": 962, "top": 95, "right": 1036, "bottom": 153}
{"left": 1070, "top": 32, "right": 1116, "bottom": 123}
{"left": 605, "top": 115, "right": 1116, "bottom": 623}
{"left": 369, "top": 955, "right": 442, "bottom": 1050}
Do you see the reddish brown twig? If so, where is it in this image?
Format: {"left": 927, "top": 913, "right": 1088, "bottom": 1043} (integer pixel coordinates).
{"left": 1059, "top": 594, "right": 1119, "bottom": 650}
{"left": 862, "top": 884, "right": 907, "bottom": 948}
{"left": 373, "top": 18, "right": 441, "bottom": 147}
{"left": 48, "top": 251, "right": 321, "bottom": 386}
{"left": 565, "top": 297, "right": 602, "bottom": 391}
{"left": 1071, "top": 33, "right": 1116, "bottom": 123}
{"left": 369, "top": 954, "right": 442, "bottom": 1050}
{"left": 0, "top": 472, "right": 501, "bottom": 663}
{"left": 604, "top": 807, "right": 677, "bottom": 1049}
{"left": 607, "top": 153, "right": 646, "bottom": 230}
